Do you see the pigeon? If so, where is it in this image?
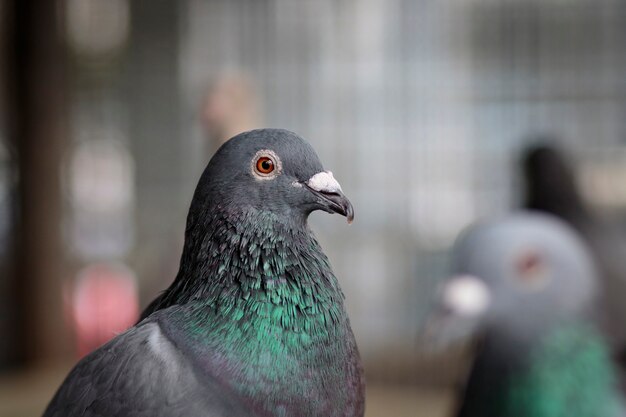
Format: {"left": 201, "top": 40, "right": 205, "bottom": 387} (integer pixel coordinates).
{"left": 43, "top": 129, "right": 365, "bottom": 417}
{"left": 522, "top": 143, "right": 590, "bottom": 226}
{"left": 433, "top": 212, "right": 624, "bottom": 417}
{"left": 522, "top": 143, "right": 626, "bottom": 383}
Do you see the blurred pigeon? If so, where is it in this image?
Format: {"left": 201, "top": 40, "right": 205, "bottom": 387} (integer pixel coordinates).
{"left": 435, "top": 213, "right": 624, "bottom": 417}
{"left": 43, "top": 129, "right": 364, "bottom": 417}
{"left": 522, "top": 143, "right": 590, "bottom": 225}
{"left": 522, "top": 143, "right": 626, "bottom": 380}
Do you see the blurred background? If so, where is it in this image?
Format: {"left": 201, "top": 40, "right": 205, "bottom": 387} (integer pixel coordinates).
{"left": 3, "top": 0, "right": 626, "bottom": 416}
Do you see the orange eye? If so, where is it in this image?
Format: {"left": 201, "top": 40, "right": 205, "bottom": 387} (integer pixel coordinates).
{"left": 514, "top": 251, "right": 549, "bottom": 290}
{"left": 256, "top": 157, "right": 275, "bottom": 174}
{"left": 517, "top": 252, "right": 542, "bottom": 277}
{"left": 251, "top": 150, "right": 281, "bottom": 179}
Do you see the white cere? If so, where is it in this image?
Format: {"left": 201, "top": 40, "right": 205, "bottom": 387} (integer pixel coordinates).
{"left": 306, "top": 171, "right": 343, "bottom": 193}
{"left": 442, "top": 275, "right": 491, "bottom": 317}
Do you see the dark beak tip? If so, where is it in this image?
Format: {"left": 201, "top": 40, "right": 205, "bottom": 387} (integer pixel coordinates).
{"left": 305, "top": 183, "right": 354, "bottom": 224}
{"left": 345, "top": 204, "right": 354, "bottom": 224}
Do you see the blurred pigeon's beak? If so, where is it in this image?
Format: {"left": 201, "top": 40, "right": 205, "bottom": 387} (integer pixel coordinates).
{"left": 304, "top": 171, "right": 354, "bottom": 223}
{"left": 420, "top": 275, "right": 491, "bottom": 349}
{"left": 441, "top": 275, "right": 491, "bottom": 318}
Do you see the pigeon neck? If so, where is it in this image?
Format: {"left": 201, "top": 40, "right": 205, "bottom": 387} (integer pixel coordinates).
{"left": 487, "top": 306, "right": 590, "bottom": 348}
{"left": 172, "top": 207, "right": 345, "bottom": 323}
{"left": 158, "top": 208, "right": 362, "bottom": 417}
{"left": 471, "top": 323, "right": 619, "bottom": 417}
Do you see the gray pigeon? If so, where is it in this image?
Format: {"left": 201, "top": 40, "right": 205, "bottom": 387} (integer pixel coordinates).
{"left": 431, "top": 212, "right": 624, "bottom": 417}
{"left": 43, "top": 129, "right": 365, "bottom": 417}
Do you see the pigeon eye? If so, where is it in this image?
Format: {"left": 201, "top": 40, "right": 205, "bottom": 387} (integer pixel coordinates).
{"left": 514, "top": 251, "right": 549, "bottom": 290}
{"left": 518, "top": 253, "right": 541, "bottom": 275}
{"left": 256, "top": 157, "right": 274, "bottom": 174}
{"left": 251, "top": 150, "right": 282, "bottom": 179}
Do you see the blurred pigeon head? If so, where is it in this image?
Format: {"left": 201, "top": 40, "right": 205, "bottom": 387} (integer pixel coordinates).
{"left": 426, "top": 212, "right": 597, "bottom": 346}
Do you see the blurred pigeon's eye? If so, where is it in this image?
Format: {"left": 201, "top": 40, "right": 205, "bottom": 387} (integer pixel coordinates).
{"left": 515, "top": 251, "right": 549, "bottom": 290}
{"left": 256, "top": 157, "right": 274, "bottom": 174}
{"left": 251, "top": 149, "right": 281, "bottom": 179}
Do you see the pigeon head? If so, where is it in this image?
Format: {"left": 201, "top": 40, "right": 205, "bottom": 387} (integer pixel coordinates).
{"left": 428, "top": 212, "right": 597, "bottom": 344}
{"left": 191, "top": 128, "right": 353, "bottom": 224}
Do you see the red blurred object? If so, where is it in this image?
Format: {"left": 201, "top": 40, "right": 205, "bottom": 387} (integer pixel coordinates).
{"left": 68, "top": 263, "right": 139, "bottom": 357}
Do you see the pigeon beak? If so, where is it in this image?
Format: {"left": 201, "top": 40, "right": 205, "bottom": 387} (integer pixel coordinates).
{"left": 303, "top": 171, "right": 354, "bottom": 224}
{"left": 441, "top": 275, "right": 491, "bottom": 318}
{"left": 420, "top": 275, "right": 491, "bottom": 349}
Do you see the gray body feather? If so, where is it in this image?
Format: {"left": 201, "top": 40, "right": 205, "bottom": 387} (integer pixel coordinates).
{"left": 44, "top": 313, "right": 251, "bottom": 417}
